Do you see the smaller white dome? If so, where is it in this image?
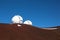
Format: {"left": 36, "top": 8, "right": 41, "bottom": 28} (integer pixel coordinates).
{"left": 24, "top": 20, "right": 32, "bottom": 25}
{"left": 12, "top": 15, "right": 23, "bottom": 24}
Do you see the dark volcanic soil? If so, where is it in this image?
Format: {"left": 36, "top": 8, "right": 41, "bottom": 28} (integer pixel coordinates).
{"left": 0, "top": 23, "right": 59, "bottom": 40}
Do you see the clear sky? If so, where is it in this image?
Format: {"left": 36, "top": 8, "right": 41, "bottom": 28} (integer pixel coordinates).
{"left": 0, "top": 0, "right": 60, "bottom": 28}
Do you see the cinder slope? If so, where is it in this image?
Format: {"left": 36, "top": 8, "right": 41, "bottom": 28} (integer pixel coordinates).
{"left": 0, "top": 23, "right": 58, "bottom": 40}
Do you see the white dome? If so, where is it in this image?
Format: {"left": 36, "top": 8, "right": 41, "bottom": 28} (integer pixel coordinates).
{"left": 24, "top": 20, "right": 32, "bottom": 25}
{"left": 12, "top": 15, "right": 23, "bottom": 24}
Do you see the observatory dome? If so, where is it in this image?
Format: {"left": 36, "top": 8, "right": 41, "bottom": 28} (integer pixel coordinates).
{"left": 24, "top": 20, "right": 32, "bottom": 25}
{"left": 12, "top": 15, "right": 23, "bottom": 24}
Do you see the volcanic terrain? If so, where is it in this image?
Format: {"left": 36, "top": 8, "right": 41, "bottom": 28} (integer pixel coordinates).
{"left": 0, "top": 23, "right": 59, "bottom": 40}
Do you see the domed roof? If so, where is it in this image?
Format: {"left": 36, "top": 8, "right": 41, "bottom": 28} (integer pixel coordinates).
{"left": 24, "top": 20, "right": 32, "bottom": 25}
{"left": 12, "top": 15, "right": 23, "bottom": 23}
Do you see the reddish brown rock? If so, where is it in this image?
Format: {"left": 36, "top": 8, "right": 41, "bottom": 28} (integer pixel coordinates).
{"left": 0, "top": 23, "right": 59, "bottom": 40}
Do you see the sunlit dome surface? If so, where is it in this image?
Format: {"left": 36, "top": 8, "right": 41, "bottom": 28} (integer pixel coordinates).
{"left": 24, "top": 20, "right": 32, "bottom": 25}
{"left": 12, "top": 15, "right": 23, "bottom": 24}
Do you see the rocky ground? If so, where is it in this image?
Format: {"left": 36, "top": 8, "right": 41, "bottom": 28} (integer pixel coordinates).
{"left": 0, "top": 23, "right": 59, "bottom": 40}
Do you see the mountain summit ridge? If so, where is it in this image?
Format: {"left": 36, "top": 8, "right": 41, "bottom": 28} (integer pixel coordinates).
{"left": 0, "top": 23, "right": 59, "bottom": 40}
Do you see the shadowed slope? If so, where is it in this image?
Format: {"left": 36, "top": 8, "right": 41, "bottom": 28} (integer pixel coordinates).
{"left": 0, "top": 23, "right": 59, "bottom": 40}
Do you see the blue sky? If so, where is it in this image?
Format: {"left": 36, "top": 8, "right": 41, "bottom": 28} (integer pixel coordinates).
{"left": 0, "top": 0, "right": 60, "bottom": 28}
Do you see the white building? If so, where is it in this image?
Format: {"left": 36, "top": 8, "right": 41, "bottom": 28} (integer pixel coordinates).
{"left": 12, "top": 15, "right": 23, "bottom": 24}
